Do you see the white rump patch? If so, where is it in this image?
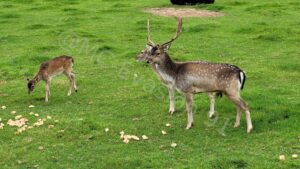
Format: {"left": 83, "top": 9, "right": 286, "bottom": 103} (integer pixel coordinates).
{"left": 239, "top": 72, "right": 244, "bottom": 89}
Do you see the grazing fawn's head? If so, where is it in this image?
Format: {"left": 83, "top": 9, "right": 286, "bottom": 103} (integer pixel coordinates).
{"left": 137, "top": 17, "right": 183, "bottom": 64}
{"left": 27, "top": 78, "right": 36, "bottom": 94}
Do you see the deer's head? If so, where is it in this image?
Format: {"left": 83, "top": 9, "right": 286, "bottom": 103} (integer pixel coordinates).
{"left": 137, "top": 17, "right": 182, "bottom": 64}
{"left": 27, "top": 78, "right": 37, "bottom": 94}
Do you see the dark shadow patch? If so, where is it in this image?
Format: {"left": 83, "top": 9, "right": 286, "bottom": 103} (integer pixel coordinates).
{"left": 187, "top": 23, "right": 217, "bottom": 33}
{"left": 62, "top": 8, "right": 85, "bottom": 15}
{"left": 227, "top": 1, "right": 248, "bottom": 6}
{"left": 97, "top": 45, "right": 114, "bottom": 53}
{"left": 10, "top": 0, "right": 34, "bottom": 4}
{"left": 27, "top": 5, "right": 55, "bottom": 11}
{"left": 196, "top": 4, "right": 226, "bottom": 11}
{"left": 112, "top": 3, "right": 130, "bottom": 8}
{"left": 77, "top": 31, "right": 97, "bottom": 38}
{"left": 0, "top": 13, "right": 20, "bottom": 19}
{"left": 0, "top": 35, "right": 19, "bottom": 43}
{"left": 1, "top": 4, "right": 14, "bottom": 8}
{"left": 231, "top": 160, "right": 247, "bottom": 169}
{"left": 234, "top": 27, "right": 256, "bottom": 34}
{"left": 254, "top": 21, "right": 268, "bottom": 26}
{"left": 36, "top": 46, "right": 58, "bottom": 52}
{"left": 26, "top": 24, "right": 49, "bottom": 29}
{"left": 33, "top": 97, "right": 46, "bottom": 101}
{"left": 254, "top": 34, "right": 282, "bottom": 42}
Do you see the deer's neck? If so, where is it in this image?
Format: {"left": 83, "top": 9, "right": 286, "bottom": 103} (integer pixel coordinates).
{"left": 152, "top": 53, "right": 177, "bottom": 84}
{"left": 33, "top": 73, "right": 42, "bottom": 83}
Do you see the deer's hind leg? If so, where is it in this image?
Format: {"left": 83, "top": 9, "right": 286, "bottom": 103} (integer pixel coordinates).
{"left": 226, "top": 91, "right": 253, "bottom": 133}
{"left": 64, "top": 70, "right": 74, "bottom": 96}
{"left": 70, "top": 71, "right": 77, "bottom": 92}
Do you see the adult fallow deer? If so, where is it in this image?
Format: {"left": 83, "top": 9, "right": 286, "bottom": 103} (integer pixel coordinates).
{"left": 137, "top": 18, "right": 253, "bottom": 133}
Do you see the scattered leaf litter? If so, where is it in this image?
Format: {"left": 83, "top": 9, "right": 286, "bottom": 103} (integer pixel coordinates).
{"left": 279, "top": 155, "right": 285, "bottom": 161}
{"left": 171, "top": 143, "right": 177, "bottom": 148}
{"left": 142, "top": 135, "right": 148, "bottom": 140}
{"left": 292, "top": 154, "right": 298, "bottom": 159}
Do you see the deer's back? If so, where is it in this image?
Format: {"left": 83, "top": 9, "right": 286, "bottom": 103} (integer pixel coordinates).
{"left": 175, "top": 61, "right": 242, "bottom": 92}
{"left": 39, "top": 56, "right": 74, "bottom": 79}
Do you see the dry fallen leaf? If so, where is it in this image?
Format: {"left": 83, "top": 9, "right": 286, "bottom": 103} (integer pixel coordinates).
{"left": 171, "top": 143, "right": 177, "bottom": 148}
{"left": 47, "top": 116, "right": 52, "bottom": 119}
{"left": 34, "top": 113, "right": 39, "bottom": 117}
{"left": 11, "top": 111, "right": 16, "bottom": 115}
{"left": 123, "top": 138, "right": 129, "bottom": 144}
{"left": 28, "top": 105, "right": 35, "bottom": 108}
{"left": 54, "top": 120, "right": 59, "bottom": 123}
{"left": 279, "top": 155, "right": 285, "bottom": 161}
{"left": 27, "top": 126, "right": 33, "bottom": 129}
{"left": 48, "top": 125, "right": 54, "bottom": 129}
{"left": 38, "top": 146, "right": 44, "bottom": 151}
{"left": 15, "top": 131, "right": 20, "bottom": 135}
{"left": 1, "top": 106, "right": 7, "bottom": 109}
{"left": 0, "top": 123, "right": 4, "bottom": 129}
{"left": 292, "top": 154, "right": 298, "bottom": 159}
{"left": 166, "top": 123, "right": 171, "bottom": 127}
{"left": 142, "top": 135, "right": 148, "bottom": 140}
{"left": 131, "top": 135, "right": 140, "bottom": 141}
{"left": 0, "top": 118, "right": 2, "bottom": 122}
{"left": 33, "top": 119, "right": 44, "bottom": 127}
{"left": 15, "top": 115, "right": 23, "bottom": 120}
{"left": 29, "top": 112, "right": 35, "bottom": 115}
{"left": 7, "top": 118, "right": 28, "bottom": 127}
{"left": 120, "top": 131, "right": 125, "bottom": 139}
{"left": 161, "top": 130, "right": 167, "bottom": 135}
{"left": 105, "top": 128, "right": 109, "bottom": 132}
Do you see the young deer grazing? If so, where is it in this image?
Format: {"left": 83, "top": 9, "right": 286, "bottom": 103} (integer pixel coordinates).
{"left": 137, "top": 18, "right": 253, "bottom": 133}
{"left": 27, "top": 55, "right": 77, "bottom": 102}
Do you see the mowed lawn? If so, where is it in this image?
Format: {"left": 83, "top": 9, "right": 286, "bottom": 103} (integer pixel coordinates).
{"left": 0, "top": 0, "right": 299, "bottom": 168}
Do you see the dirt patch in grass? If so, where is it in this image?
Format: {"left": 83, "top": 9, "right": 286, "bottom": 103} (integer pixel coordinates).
{"left": 145, "top": 8, "right": 223, "bottom": 17}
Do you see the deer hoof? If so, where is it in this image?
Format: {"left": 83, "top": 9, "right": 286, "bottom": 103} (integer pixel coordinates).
{"left": 233, "top": 122, "right": 240, "bottom": 128}
{"left": 208, "top": 112, "right": 215, "bottom": 119}
{"left": 247, "top": 126, "right": 253, "bottom": 133}
{"left": 169, "top": 109, "right": 174, "bottom": 115}
{"left": 186, "top": 123, "right": 193, "bottom": 130}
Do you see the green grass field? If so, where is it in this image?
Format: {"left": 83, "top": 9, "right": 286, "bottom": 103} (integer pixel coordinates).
{"left": 0, "top": 0, "right": 299, "bottom": 168}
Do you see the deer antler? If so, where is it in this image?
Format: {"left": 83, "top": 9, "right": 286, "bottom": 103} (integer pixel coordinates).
{"left": 147, "top": 18, "right": 155, "bottom": 46}
{"left": 161, "top": 17, "right": 183, "bottom": 46}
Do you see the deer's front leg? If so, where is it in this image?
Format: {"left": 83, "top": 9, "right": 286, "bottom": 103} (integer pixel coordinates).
{"left": 168, "top": 87, "right": 175, "bottom": 115}
{"left": 185, "top": 93, "right": 193, "bottom": 129}
{"left": 45, "top": 81, "right": 50, "bottom": 102}
{"left": 208, "top": 92, "right": 215, "bottom": 118}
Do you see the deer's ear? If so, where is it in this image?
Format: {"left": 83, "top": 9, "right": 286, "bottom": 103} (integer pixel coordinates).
{"left": 146, "top": 44, "right": 153, "bottom": 50}
{"left": 162, "top": 44, "right": 171, "bottom": 52}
